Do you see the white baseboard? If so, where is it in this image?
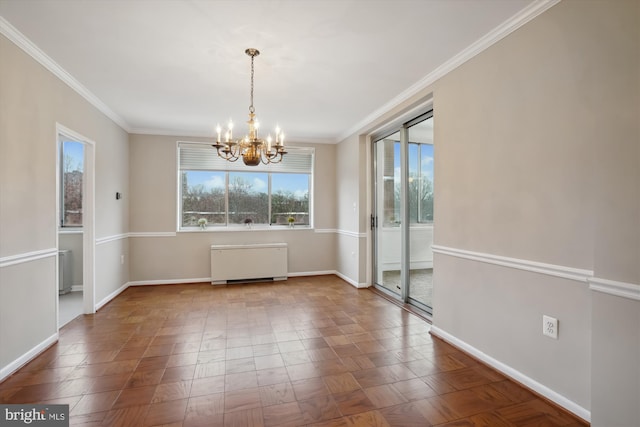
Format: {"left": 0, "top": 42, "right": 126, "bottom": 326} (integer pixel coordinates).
{"left": 429, "top": 326, "right": 590, "bottom": 423}
{"left": 95, "top": 282, "right": 130, "bottom": 311}
{"left": 288, "top": 270, "right": 336, "bottom": 278}
{"left": 71, "top": 285, "right": 83, "bottom": 292}
{"left": 129, "top": 273, "right": 360, "bottom": 285}
{"left": 0, "top": 332, "right": 58, "bottom": 382}
{"left": 335, "top": 271, "right": 369, "bottom": 288}
{"left": 290, "top": 270, "right": 369, "bottom": 288}
{"left": 128, "top": 278, "right": 211, "bottom": 286}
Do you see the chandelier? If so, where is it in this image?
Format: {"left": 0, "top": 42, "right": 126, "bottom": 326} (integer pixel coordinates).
{"left": 212, "top": 48, "right": 286, "bottom": 166}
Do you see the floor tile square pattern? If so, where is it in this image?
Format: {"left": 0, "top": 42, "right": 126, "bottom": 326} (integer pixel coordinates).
{"left": 0, "top": 276, "right": 587, "bottom": 426}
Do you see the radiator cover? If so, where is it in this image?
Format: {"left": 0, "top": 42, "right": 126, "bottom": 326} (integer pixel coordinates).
{"left": 210, "top": 243, "right": 288, "bottom": 285}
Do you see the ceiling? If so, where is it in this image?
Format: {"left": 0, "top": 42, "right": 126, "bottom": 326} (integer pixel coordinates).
{"left": 0, "top": 0, "right": 537, "bottom": 142}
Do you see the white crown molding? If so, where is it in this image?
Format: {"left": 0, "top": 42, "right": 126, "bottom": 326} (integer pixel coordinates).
{"left": 133, "top": 127, "right": 336, "bottom": 145}
{"left": 589, "top": 277, "right": 640, "bottom": 301}
{"left": 430, "top": 326, "right": 590, "bottom": 423}
{"left": 0, "top": 16, "right": 131, "bottom": 132}
{"left": 95, "top": 233, "right": 129, "bottom": 245}
{"left": 0, "top": 248, "right": 57, "bottom": 268}
{"left": 337, "top": 0, "right": 561, "bottom": 142}
{"left": 431, "top": 245, "right": 593, "bottom": 283}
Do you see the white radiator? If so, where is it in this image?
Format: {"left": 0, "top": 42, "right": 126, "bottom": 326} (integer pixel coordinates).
{"left": 210, "top": 243, "right": 288, "bottom": 285}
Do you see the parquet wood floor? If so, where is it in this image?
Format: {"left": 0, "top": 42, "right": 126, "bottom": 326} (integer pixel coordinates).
{"left": 0, "top": 276, "right": 588, "bottom": 426}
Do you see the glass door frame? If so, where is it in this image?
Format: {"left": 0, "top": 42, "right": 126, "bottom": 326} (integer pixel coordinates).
{"left": 371, "top": 110, "right": 434, "bottom": 315}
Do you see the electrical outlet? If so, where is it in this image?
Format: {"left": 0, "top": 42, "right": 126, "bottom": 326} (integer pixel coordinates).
{"left": 120, "top": 254, "right": 125, "bottom": 265}
{"left": 543, "top": 315, "right": 558, "bottom": 339}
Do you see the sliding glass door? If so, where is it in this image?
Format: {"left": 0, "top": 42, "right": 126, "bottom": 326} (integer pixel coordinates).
{"left": 373, "top": 131, "right": 402, "bottom": 296}
{"left": 373, "top": 111, "right": 434, "bottom": 314}
{"left": 407, "top": 115, "right": 434, "bottom": 310}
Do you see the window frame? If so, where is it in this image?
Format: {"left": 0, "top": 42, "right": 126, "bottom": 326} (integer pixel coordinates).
{"left": 59, "top": 139, "right": 84, "bottom": 229}
{"left": 177, "top": 141, "right": 314, "bottom": 231}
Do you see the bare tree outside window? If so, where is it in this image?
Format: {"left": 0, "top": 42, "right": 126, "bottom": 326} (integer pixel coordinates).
{"left": 228, "top": 172, "right": 268, "bottom": 224}
{"left": 61, "top": 140, "right": 84, "bottom": 227}
{"left": 180, "top": 170, "right": 310, "bottom": 228}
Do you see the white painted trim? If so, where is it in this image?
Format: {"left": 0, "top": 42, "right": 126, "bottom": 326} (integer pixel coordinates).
{"left": 70, "top": 285, "right": 83, "bottom": 292}
{"left": 431, "top": 245, "right": 593, "bottom": 283}
{"left": 335, "top": 271, "right": 369, "bottom": 289}
{"left": 56, "top": 124, "right": 97, "bottom": 316}
{"left": 130, "top": 273, "right": 369, "bottom": 288}
{"left": 58, "top": 229, "right": 83, "bottom": 235}
{"left": 0, "top": 333, "right": 58, "bottom": 382}
{"left": 132, "top": 127, "right": 334, "bottom": 145}
{"left": 129, "top": 232, "right": 177, "bottom": 238}
{"left": 589, "top": 277, "right": 640, "bottom": 301}
{"left": 211, "top": 243, "right": 287, "bottom": 250}
{"left": 288, "top": 270, "right": 337, "bottom": 278}
{"left": 430, "top": 326, "right": 590, "bottom": 423}
{"left": 310, "top": 229, "right": 369, "bottom": 238}
{"left": 95, "top": 282, "right": 130, "bottom": 311}
{"left": 337, "top": 229, "right": 367, "bottom": 238}
{"left": 95, "top": 233, "right": 129, "bottom": 245}
{"left": 128, "top": 278, "right": 211, "bottom": 286}
{"left": 338, "top": 0, "right": 561, "bottom": 142}
{"left": 0, "top": 17, "right": 130, "bottom": 132}
{"left": 314, "top": 228, "right": 337, "bottom": 234}
{"left": 0, "top": 248, "right": 58, "bottom": 268}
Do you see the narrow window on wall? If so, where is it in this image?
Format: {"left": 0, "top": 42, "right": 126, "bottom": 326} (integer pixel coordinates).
{"left": 60, "top": 139, "right": 84, "bottom": 227}
{"left": 178, "top": 142, "right": 314, "bottom": 229}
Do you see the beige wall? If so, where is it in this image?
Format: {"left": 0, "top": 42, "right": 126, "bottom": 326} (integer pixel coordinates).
{"left": 128, "top": 134, "right": 337, "bottom": 281}
{"left": 0, "top": 34, "right": 129, "bottom": 374}
{"left": 1, "top": 1, "right": 638, "bottom": 424}
{"left": 337, "top": 0, "right": 639, "bottom": 424}
{"left": 588, "top": 1, "right": 639, "bottom": 425}
{"left": 335, "top": 133, "right": 368, "bottom": 285}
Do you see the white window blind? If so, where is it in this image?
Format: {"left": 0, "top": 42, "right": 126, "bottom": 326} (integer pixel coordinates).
{"left": 179, "top": 142, "right": 314, "bottom": 173}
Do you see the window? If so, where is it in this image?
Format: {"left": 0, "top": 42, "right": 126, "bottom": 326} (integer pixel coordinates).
{"left": 409, "top": 142, "right": 434, "bottom": 223}
{"left": 60, "top": 139, "right": 84, "bottom": 227}
{"left": 384, "top": 140, "right": 434, "bottom": 226}
{"left": 178, "top": 142, "right": 313, "bottom": 229}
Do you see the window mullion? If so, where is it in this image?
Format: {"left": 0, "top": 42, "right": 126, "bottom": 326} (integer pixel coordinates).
{"left": 417, "top": 144, "right": 422, "bottom": 224}
{"left": 60, "top": 141, "right": 65, "bottom": 227}
{"left": 268, "top": 174, "right": 272, "bottom": 226}
{"left": 225, "top": 172, "right": 229, "bottom": 226}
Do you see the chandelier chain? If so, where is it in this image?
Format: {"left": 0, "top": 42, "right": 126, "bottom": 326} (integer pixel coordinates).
{"left": 249, "top": 54, "right": 255, "bottom": 114}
